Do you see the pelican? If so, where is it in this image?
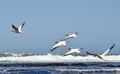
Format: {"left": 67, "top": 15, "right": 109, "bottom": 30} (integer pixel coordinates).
{"left": 51, "top": 40, "right": 67, "bottom": 51}
{"left": 65, "top": 32, "right": 78, "bottom": 39}
{"left": 64, "top": 47, "right": 84, "bottom": 56}
{"left": 11, "top": 22, "right": 25, "bottom": 34}
{"left": 86, "top": 44, "right": 116, "bottom": 61}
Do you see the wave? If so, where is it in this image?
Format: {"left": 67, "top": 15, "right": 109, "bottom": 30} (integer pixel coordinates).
{"left": 0, "top": 53, "right": 35, "bottom": 57}
{"left": 1, "top": 67, "right": 120, "bottom": 74}
{"left": 0, "top": 53, "right": 119, "bottom": 63}
{"left": 52, "top": 68, "right": 120, "bottom": 74}
{"left": 0, "top": 53, "right": 119, "bottom": 67}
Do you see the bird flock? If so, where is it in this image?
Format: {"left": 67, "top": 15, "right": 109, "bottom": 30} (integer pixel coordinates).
{"left": 50, "top": 32, "right": 82, "bottom": 56}
{"left": 50, "top": 32, "right": 116, "bottom": 61}
{"left": 11, "top": 22, "right": 116, "bottom": 61}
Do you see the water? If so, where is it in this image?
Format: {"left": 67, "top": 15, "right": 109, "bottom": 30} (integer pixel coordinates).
{"left": 0, "top": 53, "right": 119, "bottom": 74}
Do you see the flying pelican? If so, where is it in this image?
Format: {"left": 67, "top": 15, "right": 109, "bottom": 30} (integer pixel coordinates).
{"left": 64, "top": 47, "right": 84, "bottom": 56}
{"left": 86, "top": 44, "right": 116, "bottom": 61}
{"left": 51, "top": 40, "right": 67, "bottom": 51}
{"left": 11, "top": 22, "right": 25, "bottom": 34}
{"left": 65, "top": 32, "right": 78, "bottom": 39}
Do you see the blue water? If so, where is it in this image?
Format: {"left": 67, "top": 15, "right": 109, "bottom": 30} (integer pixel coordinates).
{"left": 0, "top": 66, "right": 120, "bottom": 74}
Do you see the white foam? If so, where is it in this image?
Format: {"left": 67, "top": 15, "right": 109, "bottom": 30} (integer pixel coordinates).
{"left": 54, "top": 68, "right": 120, "bottom": 72}
{"left": 0, "top": 54, "right": 119, "bottom": 63}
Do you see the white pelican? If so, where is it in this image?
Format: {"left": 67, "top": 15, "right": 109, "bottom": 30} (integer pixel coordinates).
{"left": 64, "top": 47, "right": 84, "bottom": 56}
{"left": 12, "top": 22, "right": 25, "bottom": 34}
{"left": 65, "top": 32, "right": 78, "bottom": 39}
{"left": 51, "top": 40, "right": 67, "bottom": 51}
{"left": 86, "top": 44, "right": 116, "bottom": 61}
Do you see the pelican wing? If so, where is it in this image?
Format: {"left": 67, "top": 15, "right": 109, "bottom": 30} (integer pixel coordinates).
{"left": 18, "top": 22, "right": 25, "bottom": 30}
{"left": 65, "top": 34, "right": 72, "bottom": 39}
{"left": 51, "top": 46, "right": 60, "bottom": 51}
{"left": 64, "top": 50, "right": 74, "bottom": 56}
{"left": 95, "top": 55, "right": 107, "bottom": 61}
{"left": 12, "top": 25, "right": 18, "bottom": 30}
{"left": 86, "top": 52, "right": 98, "bottom": 57}
{"left": 51, "top": 42, "right": 61, "bottom": 51}
{"left": 86, "top": 52, "right": 106, "bottom": 61}
{"left": 101, "top": 44, "right": 115, "bottom": 56}
{"left": 66, "top": 34, "right": 70, "bottom": 36}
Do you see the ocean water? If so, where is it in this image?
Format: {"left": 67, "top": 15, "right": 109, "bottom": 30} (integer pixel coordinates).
{"left": 0, "top": 53, "right": 119, "bottom": 74}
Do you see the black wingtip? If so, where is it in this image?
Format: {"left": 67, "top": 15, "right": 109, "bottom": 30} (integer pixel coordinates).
{"left": 50, "top": 49, "right": 54, "bottom": 52}
{"left": 50, "top": 48, "right": 56, "bottom": 52}
{"left": 12, "top": 24, "right": 14, "bottom": 27}
{"left": 110, "top": 44, "right": 116, "bottom": 50}
{"left": 86, "top": 51, "right": 93, "bottom": 55}
{"left": 63, "top": 54, "right": 67, "bottom": 56}
{"left": 86, "top": 52, "right": 89, "bottom": 54}
{"left": 22, "top": 21, "right": 26, "bottom": 25}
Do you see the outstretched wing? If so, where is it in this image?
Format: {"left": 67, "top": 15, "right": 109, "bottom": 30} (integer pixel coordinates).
{"left": 18, "top": 22, "right": 25, "bottom": 30}
{"left": 51, "top": 42, "right": 60, "bottom": 51}
{"left": 97, "top": 55, "right": 106, "bottom": 61}
{"left": 65, "top": 34, "right": 71, "bottom": 39}
{"left": 86, "top": 52, "right": 98, "bottom": 56}
{"left": 86, "top": 52, "right": 106, "bottom": 61}
{"left": 64, "top": 50, "right": 74, "bottom": 56}
{"left": 51, "top": 46, "right": 60, "bottom": 51}
{"left": 101, "top": 44, "right": 116, "bottom": 56}
{"left": 66, "top": 34, "right": 70, "bottom": 36}
{"left": 12, "top": 25, "right": 18, "bottom": 30}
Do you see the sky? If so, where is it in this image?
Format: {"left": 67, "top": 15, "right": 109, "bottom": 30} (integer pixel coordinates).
{"left": 0, "top": 0, "right": 120, "bottom": 54}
